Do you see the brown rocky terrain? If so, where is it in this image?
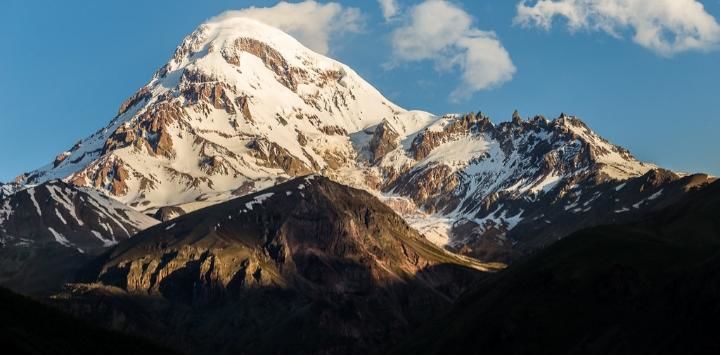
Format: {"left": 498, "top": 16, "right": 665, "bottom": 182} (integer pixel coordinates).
{"left": 379, "top": 112, "right": 715, "bottom": 261}
{"left": 445, "top": 168, "right": 715, "bottom": 262}
{"left": 58, "top": 176, "right": 494, "bottom": 355}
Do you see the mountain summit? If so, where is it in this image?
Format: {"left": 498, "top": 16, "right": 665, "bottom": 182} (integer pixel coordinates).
{"left": 21, "top": 17, "right": 430, "bottom": 209}
{"left": 10, "top": 16, "right": 712, "bottom": 261}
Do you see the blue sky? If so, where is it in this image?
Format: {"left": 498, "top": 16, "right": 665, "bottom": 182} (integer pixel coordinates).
{"left": 1, "top": 0, "right": 719, "bottom": 182}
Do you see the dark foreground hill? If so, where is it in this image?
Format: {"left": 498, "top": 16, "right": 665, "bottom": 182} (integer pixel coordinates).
{"left": 0, "top": 286, "right": 178, "bottom": 355}
{"left": 56, "top": 176, "right": 492, "bottom": 355}
{"left": 395, "top": 180, "right": 720, "bottom": 354}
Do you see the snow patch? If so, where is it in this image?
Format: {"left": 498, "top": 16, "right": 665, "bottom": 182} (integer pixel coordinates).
{"left": 47, "top": 227, "right": 72, "bottom": 248}
{"left": 405, "top": 214, "right": 453, "bottom": 247}
{"left": 648, "top": 189, "right": 664, "bottom": 201}
{"left": 633, "top": 189, "right": 664, "bottom": 209}
{"left": 47, "top": 184, "right": 84, "bottom": 226}
{"left": 245, "top": 193, "right": 274, "bottom": 211}
{"left": 91, "top": 230, "right": 117, "bottom": 247}
{"left": 54, "top": 209, "right": 67, "bottom": 225}
{"left": 27, "top": 188, "right": 42, "bottom": 217}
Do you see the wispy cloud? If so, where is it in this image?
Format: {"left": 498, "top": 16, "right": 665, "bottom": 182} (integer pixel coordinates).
{"left": 212, "top": 1, "right": 363, "bottom": 55}
{"left": 515, "top": 0, "right": 720, "bottom": 56}
{"left": 378, "top": 0, "right": 399, "bottom": 21}
{"left": 390, "top": 0, "right": 516, "bottom": 100}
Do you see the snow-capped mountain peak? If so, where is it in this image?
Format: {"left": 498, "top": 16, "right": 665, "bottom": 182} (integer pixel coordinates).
{"left": 10, "top": 16, "right": 697, "bottom": 263}
{"left": 21, "top": 16, "right": 432, "bottom": 209}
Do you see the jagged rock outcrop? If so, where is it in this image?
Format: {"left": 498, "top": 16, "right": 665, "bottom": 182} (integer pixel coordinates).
{"left": 369, "top": 120, "right": 400, "bottom": 164}
{"left": 372, "top": 112, "right": 716, "bottom": 261}
{"left": 152, "top": 206, "right": 186, "bottom": 222}
{"left": 410, "top": 113, "right": 485, "bottom": 160}
{"left": 247, "top": 138, "right": 313, "bottom": 176}
{"left": 0, "top": 183, "right": 16, "bottom": 200}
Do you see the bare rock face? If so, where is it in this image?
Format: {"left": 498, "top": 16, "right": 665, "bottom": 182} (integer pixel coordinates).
{"left": 152, "top": 206, "right": 186, "bottom": 222}
{"left": 137, "top": 102, "right": 183, "bottom": 159}
{"left": 410, "top": 113, "right": 486, "bottom": 160}
{"left": 247, "top": 138, "right": 313, "bottom": 176}
{"left": 511, "top": 109, "right": 523, "bottom": 124}
{"left": 86, "top": 159, "right": 131, "bottom": 196}
{"left": 223, "top": 37, "right": 304, "bottom": 91}
{"left": 104, "top": 100, "right": 185, "bottom": 159}
{"left": 117, "top": 87, "right": 151, "bottom": 117}
{"left": 181, "top": 69, "right": 237, "bottom": 114}
{"left": 318, "top": 125, "right": 348, "bottom": 136}
{"left": 234, "top": 95, "right": 253, "bottom": 123}
{"left": 102, "top": 125, "right": 137, "bottom": 154}
{"left": 389, "top": 165, "right": 461, "bottom": 214}
{"left": 368, "top": 120, "right": 399, "bottom": 164}
{"left": 53, "top": 152, "right": 71, "bottom": 168}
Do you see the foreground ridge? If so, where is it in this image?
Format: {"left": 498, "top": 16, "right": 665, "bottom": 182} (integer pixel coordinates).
{"left": 59, "top": 176, "right": 491, "bottom": 354}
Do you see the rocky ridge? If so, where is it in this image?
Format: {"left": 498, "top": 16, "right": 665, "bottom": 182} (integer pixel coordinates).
{"left": 62, "top": 176, "right": 490, "bottom": 354}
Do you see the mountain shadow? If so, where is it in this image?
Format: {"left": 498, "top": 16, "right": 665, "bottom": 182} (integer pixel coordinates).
{"left": 0, "top": 286, "right": 178, "bottom": 355}
{"left": 394, "top": 180, "right": 720, "bottom": 355}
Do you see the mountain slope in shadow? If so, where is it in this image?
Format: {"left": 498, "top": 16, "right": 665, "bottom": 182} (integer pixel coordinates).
{"left": 0, "top": 286, "right": 178, "bottom": 355}
{"left": 395, "top": 180, "right": 720, "bottom": 354}
{"left": 58, "top": 176, "right": 493, "bottom": 355}
{"left": 0, "top": 180, "right": 158, "bottom": 296}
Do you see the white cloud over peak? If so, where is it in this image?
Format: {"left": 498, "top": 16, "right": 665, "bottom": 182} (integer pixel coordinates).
{"left": 214, "top": 1, "right": 363, "bottom": 55}
{"left": 378, "top": 0, "right": 399, "bottom": 21}
{"left": 391, "top": 0, "right": 516, "bottom": 100}
{"left": 515, "top": 0, "right": 720, "bottom": 56}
